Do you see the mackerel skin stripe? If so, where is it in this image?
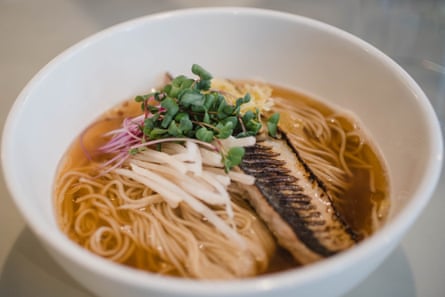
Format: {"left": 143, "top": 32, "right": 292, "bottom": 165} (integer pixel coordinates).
{"left": 239, "top": 135, "right": 358, "bottom": 264}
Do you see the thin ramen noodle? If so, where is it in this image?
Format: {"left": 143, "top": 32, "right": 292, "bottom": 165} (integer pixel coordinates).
{"left": 54, "top": 74, "right": 389, "bottom": 279}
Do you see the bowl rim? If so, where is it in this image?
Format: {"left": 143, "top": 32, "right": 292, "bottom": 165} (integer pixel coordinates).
{"left": 2, "top": 6, "right": 443, "bottom": 296}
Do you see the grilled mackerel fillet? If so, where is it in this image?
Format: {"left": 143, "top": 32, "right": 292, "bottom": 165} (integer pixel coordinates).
{"left": 239, "top": 133, "right": 358, "bottom": 264}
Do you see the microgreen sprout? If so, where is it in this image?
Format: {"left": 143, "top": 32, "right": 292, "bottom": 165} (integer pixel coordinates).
{"left": 98, "top": 64, "right": 280, "bottom": 172}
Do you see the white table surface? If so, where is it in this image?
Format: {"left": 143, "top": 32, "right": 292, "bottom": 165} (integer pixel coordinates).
{"left": 1, "top": 1, "right": 444, "bottom": 296}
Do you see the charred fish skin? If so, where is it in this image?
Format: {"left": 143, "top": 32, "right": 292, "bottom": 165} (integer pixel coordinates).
{"left": 239, "top": 134, "right": 358, "bottom": 264}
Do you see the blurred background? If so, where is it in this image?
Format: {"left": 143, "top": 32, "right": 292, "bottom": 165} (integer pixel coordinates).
{"left": 1, "top": 1, "right": 444, "bottom": 296}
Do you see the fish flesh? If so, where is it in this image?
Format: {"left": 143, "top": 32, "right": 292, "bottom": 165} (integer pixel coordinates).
{"left": 238, "top": 132, "right": 358, "bottom": 264}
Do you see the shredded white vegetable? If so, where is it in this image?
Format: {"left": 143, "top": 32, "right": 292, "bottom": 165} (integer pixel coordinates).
{"left": 219, "top": 136, "right": 256, "bottom": 150}
{"left": 133, "top": 148, "right": 188, "bottom": 174}
{"left": 114, "top": 140, "right": 256, "bottom": 247}
{"left": 199, "top": 148, "right": 223, "bottom": 167}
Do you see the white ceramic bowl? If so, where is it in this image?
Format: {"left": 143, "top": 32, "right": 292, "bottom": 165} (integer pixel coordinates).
{"left": 2, "top": 7, "right": 443, "bottom": 297}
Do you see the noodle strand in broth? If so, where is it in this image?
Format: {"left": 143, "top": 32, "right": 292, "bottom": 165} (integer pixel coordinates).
{"left": 56, "top": 168, "right": 276, "bottom": 278}
{"left": 54, "top": 78, "right": 389, "bottom": 279}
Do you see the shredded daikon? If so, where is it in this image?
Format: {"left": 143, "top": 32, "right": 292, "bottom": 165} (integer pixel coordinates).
{"left": 113, "top": 140, "right": 256, "bottom": 247}
{"left": 116, "top": 163, "right": 246, "bottom": 247}
{"left": 219, "top": 136, "right": 256, "bottom": 150}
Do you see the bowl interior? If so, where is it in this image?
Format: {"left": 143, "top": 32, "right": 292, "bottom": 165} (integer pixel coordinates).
{"left": 2, "top": 7, "right": 443, "bottom": 297}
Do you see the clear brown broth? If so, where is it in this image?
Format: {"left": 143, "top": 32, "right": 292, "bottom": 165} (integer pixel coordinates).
{"left": 272, "top": 85, "right": 389, "bottom": 238}
{"left": 56, "top": 83, "right": 389, "bottom": 274}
